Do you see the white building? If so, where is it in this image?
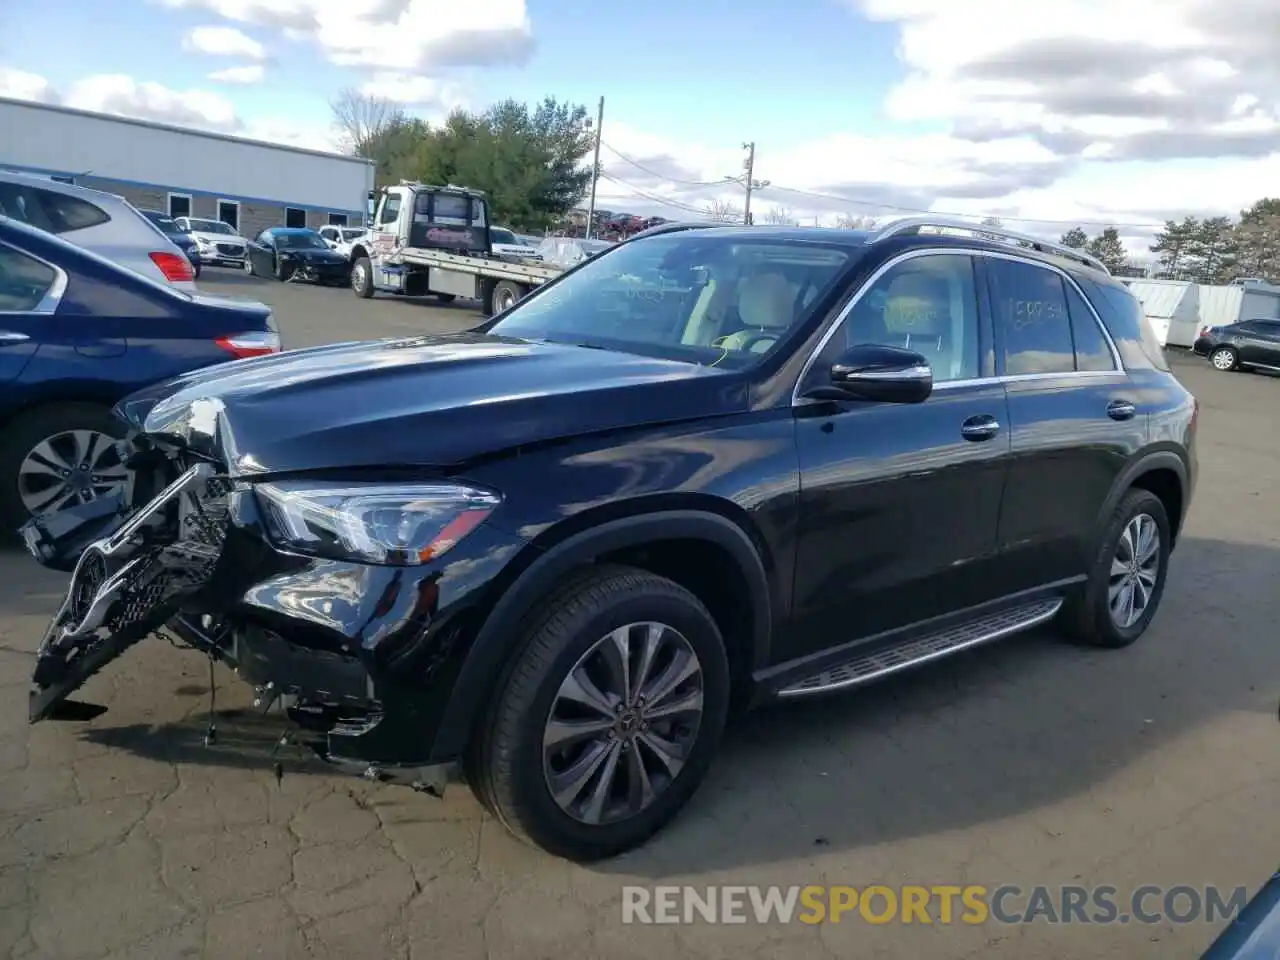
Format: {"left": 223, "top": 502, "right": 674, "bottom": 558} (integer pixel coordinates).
{"left": 0, "top": 96, "right": 375, "bottom": 238}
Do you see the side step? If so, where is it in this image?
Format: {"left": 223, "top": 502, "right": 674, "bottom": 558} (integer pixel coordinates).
{"left": 777, "top": 597, "right": 1063, "bottom": 698}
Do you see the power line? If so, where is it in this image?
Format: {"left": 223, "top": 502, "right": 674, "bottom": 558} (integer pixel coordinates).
{"left": 600, "top": 138, "right": 1165, "bottom": 230}
{"left": 596, "top": 173, "right": 710, "bottom": 215}
{"left": 599, "top": 141, "right": 730, "bottom": 188}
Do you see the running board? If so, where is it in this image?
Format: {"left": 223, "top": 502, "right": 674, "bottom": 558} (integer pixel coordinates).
{"left": 776, "top": 597, "right": 1064, "bottom": 698}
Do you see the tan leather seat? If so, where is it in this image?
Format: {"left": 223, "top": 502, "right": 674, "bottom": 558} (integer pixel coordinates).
{"left": 719, "top": 273, "right": 796, "bottom": 353}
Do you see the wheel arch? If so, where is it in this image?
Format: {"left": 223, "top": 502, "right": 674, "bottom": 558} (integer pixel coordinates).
{"left": 429, "top": 509, "right": 772, "bottom": 762}
{"left": 1099, "top": 450, "right": 1188, "bottom": 546}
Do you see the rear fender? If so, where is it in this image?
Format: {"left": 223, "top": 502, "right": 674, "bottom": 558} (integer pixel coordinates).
{"left": 427, "top": 510, "right": 771, "bottom": 762}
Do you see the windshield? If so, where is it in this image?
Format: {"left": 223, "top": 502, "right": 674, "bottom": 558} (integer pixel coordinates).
{"left": 277, "top": 231, "right": 326, "bottom": 249}
{"left": 490, "top": 228, "right": 517, "bottom": 244}
{"left": 187, "top": 218, "right": 236, "bottom": 235}
{"left": 143, "top": 211, "right": 184, "bottom": 232}
{"left": 489, "top": 235, "right": 853, "bottom": 368}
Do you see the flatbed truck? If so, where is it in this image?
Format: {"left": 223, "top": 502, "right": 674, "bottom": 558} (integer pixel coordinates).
{"left": 348, "top": 181, "right": 563, "bottom": 315}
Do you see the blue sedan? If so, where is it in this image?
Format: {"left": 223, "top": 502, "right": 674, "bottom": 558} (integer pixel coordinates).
{"left": 0, "top": 215, "right": 281, "bottom": 532}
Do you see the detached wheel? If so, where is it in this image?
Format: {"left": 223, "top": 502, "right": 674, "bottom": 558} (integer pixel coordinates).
{"left": 351, "top": 257, "right": 374, "bottom": 299}
{"left": 492, "top": 280, "right": 525, "bottom": 314}
{"left": 468, "top": 565, "right": 730, "bottom": 861}
{"left": 1209, "top": 346, "right": 1238, "bottom": 371}
{"left": 0, "top": 404, "right": 127, "bottom": 535}
{"left": 1060, "top": 488, "right": 1171, "bottom": 648}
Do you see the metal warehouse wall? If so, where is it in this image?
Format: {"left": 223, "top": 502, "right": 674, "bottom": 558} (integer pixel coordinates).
{"left": 0, "top": 97, "right": 374, "bottom": 214}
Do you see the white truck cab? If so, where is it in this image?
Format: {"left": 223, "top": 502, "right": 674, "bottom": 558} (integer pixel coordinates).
{"left": 348, "top": 181, "right": 562, "bottom": 315}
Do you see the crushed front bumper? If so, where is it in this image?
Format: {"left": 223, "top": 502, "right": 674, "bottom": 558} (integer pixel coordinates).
{"left": 19, "top": 441, "right": 525, "bottom": 780}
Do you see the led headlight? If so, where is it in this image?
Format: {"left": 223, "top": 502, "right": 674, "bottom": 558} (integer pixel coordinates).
{"left": 255, "top": 481, "right": 501, "bottom": 565}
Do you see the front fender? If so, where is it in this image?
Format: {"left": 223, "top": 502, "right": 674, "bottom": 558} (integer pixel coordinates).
{"left": 427, "top": 509, "right": 771, "bottom": 763}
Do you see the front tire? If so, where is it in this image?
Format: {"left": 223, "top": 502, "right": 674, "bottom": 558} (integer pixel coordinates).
{"left": 1060, "top": 488, "right": 1171, "bottom": 648}
{"left": 468, "top": 566, "right": 730, "bottom": 861}
{"left": 351, "top": 257, "right": 374, "bottom": 299}
{"left": 243, "top": 256, "right": 254, "bottom": 277}
{"left": 274, "top": 257, "right": 294, "bottom": 282}
{"left": 1209, "top": 346, "right": 1238, "bottom": 371}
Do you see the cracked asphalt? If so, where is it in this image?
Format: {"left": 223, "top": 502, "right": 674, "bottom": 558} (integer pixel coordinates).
{"left": 1, "top": 269, "right": 1278, "bottom": 959}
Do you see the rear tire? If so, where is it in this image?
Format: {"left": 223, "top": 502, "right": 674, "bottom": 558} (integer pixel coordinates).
{"left": 1060, "top": 488, "right": 1171, "bottom": 648}
{"left": 491, "top": 280, "right": 525, "bottom": 315}
{"left": 351, "top": 257, "right": 374, "bottom": 299}
{"left": 468, "top": 565, "right": 730, "bottom": 861}
{"left": 1209, "top": 346, "right": 1238, "bottom": 371}
{"left": 0, "top": 403, "right": 126, "bottom": 537}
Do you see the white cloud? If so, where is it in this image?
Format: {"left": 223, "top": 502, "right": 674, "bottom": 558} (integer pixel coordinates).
{"left": 209, "top": 64, "right": 265, "bottom": 84}
{"left": 182, "top": 25, "right": 267, "bottom": 59}
{"left": 356, "top": 72, "right": 468, "bottom": 114}
{"left": 0, "top": 67, "right": 60, "bottom": 103}
{"left": 4, "top": 69, "right": 340, "bottom": 153}
{"left": 161, "top": 0, "right": 532, "bottom": 71}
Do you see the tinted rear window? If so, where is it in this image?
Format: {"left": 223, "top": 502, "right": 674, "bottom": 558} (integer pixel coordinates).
{"left": 1079, "top": 278, "right": 1170, "bottom": 371}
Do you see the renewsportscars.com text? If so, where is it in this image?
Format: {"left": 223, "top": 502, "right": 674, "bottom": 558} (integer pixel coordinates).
{"left": 621, "top": 884, "right": 1249, "bottom": 926}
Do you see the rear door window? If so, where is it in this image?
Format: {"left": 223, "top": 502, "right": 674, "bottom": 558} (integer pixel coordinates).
{"left": 0, "top": 244, "right": 59, "bottom": 312}
{"left": 986, "top": 259, "right": 1075, "bottom": 375}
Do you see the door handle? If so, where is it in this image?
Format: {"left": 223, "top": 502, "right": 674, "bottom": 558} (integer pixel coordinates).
{"left": 1107, "top": 399, "right": 1137, "bottom": 421}
{"left": 961, "top": 414, "right": 1001, "bottom": 441}
{"left": 0, "top": 331, "right": 31, "bottom": 344}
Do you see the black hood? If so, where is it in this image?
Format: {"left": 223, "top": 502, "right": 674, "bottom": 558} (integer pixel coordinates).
{"left": 114, "top": 333, "right": 748, "bottom": 476}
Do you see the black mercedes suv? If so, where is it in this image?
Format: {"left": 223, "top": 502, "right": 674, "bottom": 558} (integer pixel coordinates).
{"left": 19, "top": 216, "right": 1198, "bottom": 861}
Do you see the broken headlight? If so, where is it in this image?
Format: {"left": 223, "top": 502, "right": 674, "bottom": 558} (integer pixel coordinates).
{"left": 255, "top": 481, "right": 501, "bottom": 565}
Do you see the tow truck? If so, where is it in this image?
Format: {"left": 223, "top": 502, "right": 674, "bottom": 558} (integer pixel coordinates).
{"left": 348, "top": 181, "right": 564, "bottom": 315}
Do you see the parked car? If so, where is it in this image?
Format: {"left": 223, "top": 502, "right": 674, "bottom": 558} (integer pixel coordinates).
{"left": 138, "top": 210, "right": 201, "bottom": 278}
{"left": 244, "top": 227, "right": 350, "bottom": 284}
{"left": 489, "top": 227, "right": 543, "bottom": 261}
{"left": 1199, "top": 868, "right": 1280, "bottom": 958}
{"left": 0, "top": 215, "right": 279, "bottom": 532}
{"left": 317, "top": 224, "right": 368, "bottom": 260}
{"left": 1192, "top": 319, "right": 1280, "bottom": 373}
{"left": 21, "top": 217, "right": 1196, "bottom": 863}
{"left": 0, "top": 169, "right": 196, "bottom": 291}
{"left": 536, "top": 236, "right": 613, "bottom": 268}
{"left": 174, "top": 217, "right": 247, "bottom": 268}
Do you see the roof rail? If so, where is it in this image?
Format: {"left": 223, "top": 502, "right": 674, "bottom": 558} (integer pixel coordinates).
{"left": 872, "top": 215, "right": 1111, "bottom": 275}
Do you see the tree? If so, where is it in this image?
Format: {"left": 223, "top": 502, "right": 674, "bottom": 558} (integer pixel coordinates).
{"left": 704, "top": 198, "right": 743, "bottom": 223}
{"left": 1188, "top": 216, "right": 1237, "bottom": 284}
{"left": 1232, "top": 199, "right": 1280, "bottom": 283}
{"left": 834, "top": 213, "right": 878, "bottom": 230}
{"left": 407, "top": 97, "right": 595, "bottom": 230}
{"left": 761, "top": 205, "right": 797, "bottom": 225}
{"left": 330, "top": 88, "right": 404, "bottom": 157}
{"left": 1085, "top": 227, "right": 1129, "bottom": 273}
{"left": 1060, "top": 227, "right": 1089, "bottom": 249}
{"left": 1149, "top": 216, "right": 1200, "bottom": 279}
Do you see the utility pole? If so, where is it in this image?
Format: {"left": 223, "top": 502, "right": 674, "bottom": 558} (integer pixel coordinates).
{"left": 584, "top": 96, "right": 604, "bottom": 240}
{"left": 740, "top": 142, "right": 769, "bottom": 226}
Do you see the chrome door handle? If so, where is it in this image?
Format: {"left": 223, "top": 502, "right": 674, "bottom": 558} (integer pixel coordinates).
{"left": 961, "top": 415, "right": 1001, "bottom": 441}
{"left": 0, "top": 331, "right": 31, "bottom": 344}
{"left": 1107, "top": 400, "right": 1137, "bottom": 421}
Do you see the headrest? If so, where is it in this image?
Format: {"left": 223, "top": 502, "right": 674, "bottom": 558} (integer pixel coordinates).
{"left": 737, "top": 273, "right": 795, "bottom": 330}
{"left": 883, "top": 272, "right": 949, "bottom": 335}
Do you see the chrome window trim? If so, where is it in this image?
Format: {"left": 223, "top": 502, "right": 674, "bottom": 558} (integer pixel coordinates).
{"left": 0, "top": 239, "right": 68, "bottom": 316}
{"left": 790, "top": 246, "right": 1126, "bottom": 406}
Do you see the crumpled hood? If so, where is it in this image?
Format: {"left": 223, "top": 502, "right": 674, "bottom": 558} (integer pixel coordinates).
{"left": 114, "top": 333, "right": 747, "bottom": 476}
{"left": 279, "top": 247, "right": 346, "bottom": 263}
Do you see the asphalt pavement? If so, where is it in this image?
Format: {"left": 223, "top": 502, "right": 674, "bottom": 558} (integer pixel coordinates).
{"left": 0, "top": 267, "right": 1277, "bottom": 959}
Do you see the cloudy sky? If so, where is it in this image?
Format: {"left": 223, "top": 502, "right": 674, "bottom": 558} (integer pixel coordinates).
{"left": 2, "top": 0, "right": 1278, "bottom": 255}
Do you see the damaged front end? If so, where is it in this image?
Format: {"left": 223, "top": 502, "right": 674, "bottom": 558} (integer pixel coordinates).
{"left": 25, "top": 448, "right": 232, "bottom": 723}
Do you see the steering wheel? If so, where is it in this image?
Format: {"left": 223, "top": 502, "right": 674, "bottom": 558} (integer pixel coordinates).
{"left": 733, "top": 331, "right": 780, "bottom": 353}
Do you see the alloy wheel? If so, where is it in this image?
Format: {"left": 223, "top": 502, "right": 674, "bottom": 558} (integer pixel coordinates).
{"left": 18, "top": 430, "right": 127, "bottom": 518}
{"left": 1108, "top": 513, "right": 1161, "bottom": 629}
{"left": 1211, "top": 349, "right": 1235, "bottom": 370}
{"left": 542, "top": 621, "right": 704, "bottom": 826}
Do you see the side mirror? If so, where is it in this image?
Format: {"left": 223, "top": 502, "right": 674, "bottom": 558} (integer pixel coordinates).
{"left": 811, "top": 343, "right": 933, "bottom": 404}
